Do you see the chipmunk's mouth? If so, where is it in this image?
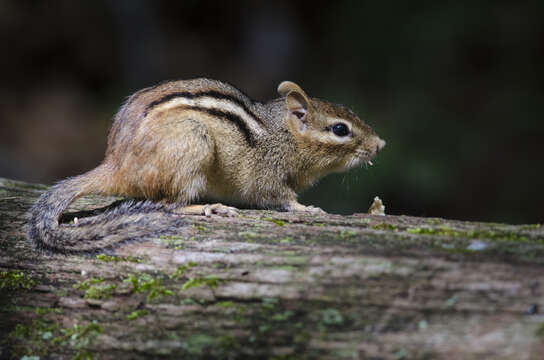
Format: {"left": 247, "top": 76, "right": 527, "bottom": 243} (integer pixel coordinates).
{"left": 360, "top": 157, "right": 376, "bottom": 168}
{"left": 343, "top": 151, "right": 373, "bottom": 170}
{"left": 351, "top": 137, "right": 385, "bottom": 169}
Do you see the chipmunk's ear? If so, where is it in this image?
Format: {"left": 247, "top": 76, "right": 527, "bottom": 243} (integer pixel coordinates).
{"left": 278, "top": 81, "right": 306, "bottom": 97}
{"left": 278, "top": 81, "right": 310, "bottom": 133}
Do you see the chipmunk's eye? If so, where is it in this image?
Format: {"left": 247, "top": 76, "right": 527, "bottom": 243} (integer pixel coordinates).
{"left": 331, "top": 123, "right": 350, "bottom": 137}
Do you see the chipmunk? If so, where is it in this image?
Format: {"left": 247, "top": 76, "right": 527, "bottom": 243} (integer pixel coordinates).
{"left": 27, "top": 78, "right": 385, "bottom": 254}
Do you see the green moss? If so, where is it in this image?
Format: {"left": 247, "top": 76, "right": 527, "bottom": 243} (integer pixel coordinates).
{"left": 278, "top": 237, "right": 292, "bottom": 244}
{"left": 335, "top": 230, "right": 357, "bottom": 239}
{"left": 181, "top": 275, "right": 221, "bottom": 290}
{"left": 35, "top": 307, "right": 63, "bottom": 315}
{"left": 407, "top": 226, "right": 458, "bottom": 236}
{"left": 218, "top": 335, "right": 239, "bottom": 351}
{"left": 321, "top": 308, "right": 344, "bottom": 325}
{"left": 127, "top": 309, "right": 149, "bottom": 320}
{"left": 372, "top": 223, "right": 398, "bottom": 231}
{"left": 84, "top": 283, "right": 116, "bottom": 300}
{"left": 261, "top": 297, "right": 278, "bottom": 309}
{"left": 95, "top": 254, "right": 115, "bottom": 262}
{"left": 124, "top": 273, "right": 174, "bottom": 302}
{"left": 263, "top": 217, "right": 286, "bottom": 226}
{"left": 271, "top": 236, "right": 293, "bottom": 244}
{"left": 280, "top": 250, "right": 297, "bottom": 256}
{"left": 520, "top": 224, "right": 542, "bottom": 230}
{"left": 170, "top": 262, "right": 198, "bottom": 280}
{"left": 62, "top": 321, "right": 103, "bottom": 360}
{"left": 406, "top": 226, "right": 532, "bottom": 242}
{"left": 0, "top": 270, "right": 36, "bottom": 290}
{"left": 96, "top": 254, "right": 141, "bottom": 263}
{"left": 159, "top": 235, "right": 188, "bottom": 250}
{"left": 73, "top": 277, "right": 115, "bottom": 300}
{"left": 238, "top": 231, "right": 259, "bottom": 242}
{"left": 284, "top": 255, "right": 310, "bottom": 265}
{"left": 193, "top": 224, "right": 207, "bottom": 232}
{"left": 73, "top": 277, "right": 104, "bottom": 291}
{"left": 7, "top": 319, "right": 60, "bottom": 358}
{"left": 8, "top": 317, "right": 103, "bottom": 359}
{"left": 216, "top": 301, "right": 235, "bottom": 308}
{"left": 238, "top": 298, "right": 317, "bottom": 355}
{"left": 426, "top": 218, "right": 443, "bottom": 225}
{"left": 271, "top": 311, "right": 294, "bottom": 321}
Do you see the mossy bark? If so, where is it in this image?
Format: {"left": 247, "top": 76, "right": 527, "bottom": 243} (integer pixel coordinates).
{"left": 1, "top": 177, "right": 543, "bottom": 359}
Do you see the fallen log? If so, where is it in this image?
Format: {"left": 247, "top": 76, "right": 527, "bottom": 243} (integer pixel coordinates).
{"left": 0, "top": 177, "right": 543, "bottom": 359}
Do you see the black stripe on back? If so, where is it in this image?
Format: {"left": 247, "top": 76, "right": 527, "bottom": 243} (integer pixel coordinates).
{"left": 151, "top": 104, "right": 256, "bottom": 146}
{"left": 145, "top": 90, "right": 264, "bottom": 126}
{"left": 196, "top": 106, "right": 255, "bottom": 146}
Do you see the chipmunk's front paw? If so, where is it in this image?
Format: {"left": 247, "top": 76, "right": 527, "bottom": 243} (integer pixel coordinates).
{"left": 285, "top": 201, "right": 326, "bottom": 214}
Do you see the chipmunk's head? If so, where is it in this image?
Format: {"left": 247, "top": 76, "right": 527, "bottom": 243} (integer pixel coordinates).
{"left": 278, "top": 81, "right": 385, "bottom": 175}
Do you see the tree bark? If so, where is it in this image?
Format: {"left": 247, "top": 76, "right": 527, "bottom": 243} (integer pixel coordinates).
{"left": 0, "top": 177, "right": 543, "bottom": 359}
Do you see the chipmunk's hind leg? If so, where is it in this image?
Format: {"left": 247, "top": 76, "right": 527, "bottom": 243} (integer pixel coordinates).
{"left": 171, "top": 122, "right": 240, "bottom": 217}
{"left": 142, "top": 111, "right": 239, "bottom": 217}
{"left": 166, "top": 117, "right": 216, "bottom": 204}
{"left": 119, "top": 112, "right": 217, "bottom": 203}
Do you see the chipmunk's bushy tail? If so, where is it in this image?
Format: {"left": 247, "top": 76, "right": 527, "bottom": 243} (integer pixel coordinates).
{"left": 26, "top": 165, "right": 186, "bottom": 254}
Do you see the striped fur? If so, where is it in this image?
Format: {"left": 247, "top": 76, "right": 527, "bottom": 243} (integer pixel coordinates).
{"left": 145, "top": 90, "right": 265, "bottom": 126}
{"left": 149, "top": 102, "right": 258, "bottom": 146}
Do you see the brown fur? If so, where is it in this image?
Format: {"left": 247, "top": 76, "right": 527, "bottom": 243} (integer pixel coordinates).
{"left": 27, "top": 78, "right": 385, "bottom": 253}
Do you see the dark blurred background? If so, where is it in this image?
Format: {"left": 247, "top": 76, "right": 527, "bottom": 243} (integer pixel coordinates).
{"left": 1, "top": 1, "right": 543, "bottom": 224}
